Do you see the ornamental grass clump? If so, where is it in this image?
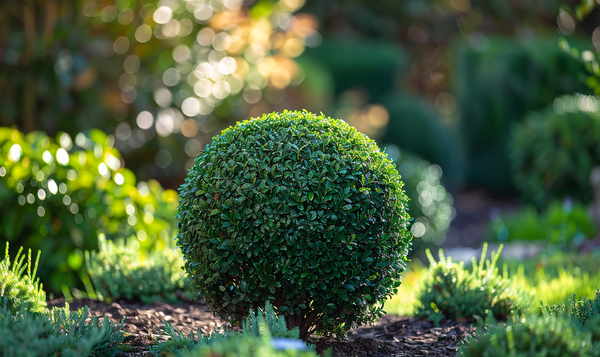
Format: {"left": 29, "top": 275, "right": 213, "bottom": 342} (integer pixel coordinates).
{"left": 0, "top": 244, "right": 126, "bottom": 357}
{"left": 416, "top": 243, "right": 531, "bottom": 325}
{"left": 0, "top": 242, "right": 46, "bottom": 315}
{"left": 539, "top": 290, "right": 600, "bottom": 343}
{"left": 85, "top": 234, "right": 190, "bottom": 304}
{"left": 458, "top": 314, "right": 595, "bottom": 357}
{"left": 459, "top": 292, "right": 600, "bottom": 356}
{"left": 151, "top": 301, "right": 308, "bottom": 356}
{"left": 177, "top": 110, "right": 412, "bottom": 339}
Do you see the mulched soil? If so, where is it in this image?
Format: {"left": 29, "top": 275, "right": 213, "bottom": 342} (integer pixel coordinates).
{"left": 47, "top": 298, "right": 474, "bottom": 357}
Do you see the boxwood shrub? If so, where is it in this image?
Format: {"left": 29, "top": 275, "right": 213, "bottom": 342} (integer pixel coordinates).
{"left": 177, "top": 110, "right": 412, "bottom": 339}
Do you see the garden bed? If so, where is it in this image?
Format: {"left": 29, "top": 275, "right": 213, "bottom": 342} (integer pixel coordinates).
{"left": 47, "top": 298, "right": 474, "bottom": 357}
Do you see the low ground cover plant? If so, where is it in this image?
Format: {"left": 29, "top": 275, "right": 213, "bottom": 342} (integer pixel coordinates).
{"left": 415, "top": 243, "right": 531, "bottom": 325}
{"left": 177, "top": 110, "right": 412, "bottom": 339}
{"left": 459, "top": 291, "right": 600, "bottom": 356}
{"left": 539, "top": 290, "right": 600, "bottom": 341}
{"left": 85, "top": 233, "right": 191, "bottom": 304}
{"left": 0, "top": 245, "right": 126, "bottom": 357}
{"left": 458, "top": 313, "right": 595, "bottom": 357}
{"left": 151, "top": 301, "right": 319, "bottom": 356}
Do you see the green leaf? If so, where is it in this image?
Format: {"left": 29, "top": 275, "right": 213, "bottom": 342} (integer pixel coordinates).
{"left": 343, "top": 284, "right": 355, "bottom": 291}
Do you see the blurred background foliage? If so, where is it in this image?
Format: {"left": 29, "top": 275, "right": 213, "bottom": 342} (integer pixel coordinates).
{"left": 0, "top": 127, "right": 178, "bottom": 295}
{"left": 2, "top": 0, "right": 600, "bottom": 297}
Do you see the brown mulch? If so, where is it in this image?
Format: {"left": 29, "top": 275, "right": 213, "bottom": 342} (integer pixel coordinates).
{"left": 46, "top": 298, "right": 474, "bottom": 356}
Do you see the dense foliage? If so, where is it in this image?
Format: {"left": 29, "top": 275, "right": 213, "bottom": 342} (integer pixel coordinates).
{"left": 85, "top": 233, "right": 190, "bottom": 304}
{"left": 0, "top": 243, "right": 46, "bottom": 315}
{"left": 178, "top": 110, "right": 412, "bottom": 339}
{"left": 509, "top": 93, "right": 600, "bottom": 208}
{"left": 487, "top": 199, "right": 596, "bottom": 246}
{"left": 416, "top": 244, "right": 531, "bottom": 325}
{"left": 0, "top": 127, "right": 178, "bottom": 294}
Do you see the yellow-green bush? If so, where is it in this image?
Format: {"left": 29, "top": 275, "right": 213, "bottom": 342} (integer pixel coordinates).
{"left": 85, "top": 234, "right": 190, "bottom": 304}
{"left": 0, "top": 243, "right": 46, "bottom": 315}
{"left": 0, "top": 127, "right": 178, "bottom": 294}
{"left": 415, "top": 244, "right": 531, "bottom": 325}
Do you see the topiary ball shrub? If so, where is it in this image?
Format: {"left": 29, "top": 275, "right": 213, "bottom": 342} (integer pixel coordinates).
{"left": 177, "top": 110, "right": 412, "bottom": 339}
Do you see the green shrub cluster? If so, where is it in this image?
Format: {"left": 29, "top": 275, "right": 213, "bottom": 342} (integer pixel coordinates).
{"left": 459, "top": 291, "right": 600, "bottom": 356}
{"left": 454, "top": 37, "right": 590, "bottom": 193}
{"left": 416, "top": 243, "right": 531, "bottom": 325}
{"left": 509, "top": 93, "right": 600, "bottom": 208}
{"left": 177, "top": 111, "right": 412, "bottom": 339}
{"left": 0, "top": 127, "right": 178, "bottom": 294}
{"left": 487, "top": 199, "right": 596, "bottom": 247}
{"left": 0, "top": 243, "right": 46, "bottom": 315}
{"left": 85, "top": 233, "right": 190, "bottom": 304}
{"left": 152, "top": 301, "right": 323, "bottom": 357}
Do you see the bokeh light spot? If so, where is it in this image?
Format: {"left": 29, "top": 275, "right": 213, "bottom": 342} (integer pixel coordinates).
{"left": 162, "top": 68, "right": 181, "bottom": 86}
{"left": 181, "top": 119, "right": 199, "bottom": 137}
{"left": 100, "top": 6, "right": 117, "bottom": 22}
{"left": 185, "top": 139, "right": 203, "bottom": 157}
{"left": 153, "top": 6, "right": 173, "bottom": 24}
{"left": 9, "top": 144, "right": 22, "bottom": 162}
{"left": 154, "top": 87, "right": 173, "bottom": 107}
{"left": 197, "top": 28, "right": 215, "bottom": 46}
{"left": 113, "top": 36, "right": 130, "bottom": 54}
{"left": 135, "top": 24, "right": 153, "bottom": 43}
{"left": 181, "top": 97, "right": 201, "bottom": 116}
{"left": 155, "top": 149, "right": 172, "bottom": 168}
{"left": 124, "top": 55, "right": 141, "bottom": 73}
{"left": 136, "top": 111, "right": 154, "bottom": 129}
{"left": 56, "top": 148, "right": 69, "bottom": 165}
